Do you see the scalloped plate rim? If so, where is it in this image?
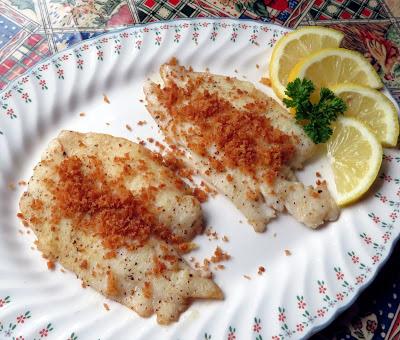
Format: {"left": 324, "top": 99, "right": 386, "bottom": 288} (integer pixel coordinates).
{"left": 0, "top": 18, "right": 398, "bottom": 339}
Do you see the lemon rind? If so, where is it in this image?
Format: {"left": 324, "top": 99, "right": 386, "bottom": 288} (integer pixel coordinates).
{"left": 269, "top": 27, "right": 344, "bottom": 99}
{"left": 327, "top": 116, "right": 383, "bottom": 206}
{"left": 330, "top": 83, "right": 399, "bottom": 147}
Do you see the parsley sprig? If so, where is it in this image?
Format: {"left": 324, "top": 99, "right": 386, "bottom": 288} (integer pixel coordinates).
{"left": 283, "top": 78, "right": 347, "bottom": 144}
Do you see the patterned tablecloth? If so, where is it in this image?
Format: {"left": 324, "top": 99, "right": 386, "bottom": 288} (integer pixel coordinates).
{"left": 0, "top": 0, "right": 399, "bottom": 339}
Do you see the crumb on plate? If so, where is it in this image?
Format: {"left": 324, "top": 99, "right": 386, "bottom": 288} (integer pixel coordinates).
{"left": 260, "top": 77, "right": 271, "bottom": 87}
{"left": 258, "top": 266, "right": 265, "bottom": 275}
{"left": 103, "top": 94, "right": 110, "bottom": 104}
{"left": 210, "top": 246, "right": 230, "bottom": 263}
{"left": 47, "top": 260, "right": 55, "bottom": 270}
{"left": 205, "top": 227, "right": 219, "bottom": 240}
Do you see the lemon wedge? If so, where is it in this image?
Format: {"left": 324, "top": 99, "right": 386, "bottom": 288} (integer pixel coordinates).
{"left": 330, "top": 83, "right": 399, "bottom": 147}
{"left": 327, "top": 116, "right": 382, "bottom": 206}
{"left": 288, "top": 48, "right": 383, "bottom": 91}
{"left": 269, "top": 27, "right": 343, "bottom": 99}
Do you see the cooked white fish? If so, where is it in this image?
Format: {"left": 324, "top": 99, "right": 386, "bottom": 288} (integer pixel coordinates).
{"left": 19, "top": 131, "right": 222, "bottom": 324}
{"left": 144, "top": 61, "right": 339, "bottom": 231}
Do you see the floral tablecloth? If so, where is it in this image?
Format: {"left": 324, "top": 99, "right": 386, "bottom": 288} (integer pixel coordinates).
{"left": 0, "top": 0, "right": 399, "bottom": 339}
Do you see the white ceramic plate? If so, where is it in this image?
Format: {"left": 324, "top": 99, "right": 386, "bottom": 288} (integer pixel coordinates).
{"left": 0, "top": 18, "right": 399, "bottom": 340}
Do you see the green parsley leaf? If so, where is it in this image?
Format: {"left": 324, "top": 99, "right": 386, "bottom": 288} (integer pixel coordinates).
{"left": 283, "top": 78, "right": 347, "bottom": 144}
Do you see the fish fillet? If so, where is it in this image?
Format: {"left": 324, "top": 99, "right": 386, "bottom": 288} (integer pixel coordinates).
{"left": 144, "top": 62, "right": 339, "bottom": 231}
{"left": 19, "top": 131, "right": 222, "bottom": 324}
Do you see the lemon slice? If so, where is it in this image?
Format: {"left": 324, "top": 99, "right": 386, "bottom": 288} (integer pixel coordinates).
{"left": 327, "top": 116, "right": 382, "bottom": 206}
{"left": 330, "top": 83, "right": 399, "bottom": 147}
{"left": 269, "top": 27, "right": 343, "bottom": 99}
{"left": 288, "top": 48, "right": 383, "bottom": 91}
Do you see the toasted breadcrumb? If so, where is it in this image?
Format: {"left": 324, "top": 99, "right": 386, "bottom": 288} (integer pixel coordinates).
{"left": 256, "top": 64, "right": 260, "bottom": 69}
{"left": 103, "top": 303, "right": 110, "bottom": 311}
{"left": 18, "top": 180, "right": 27, "bottom": 186}
{"left": 137, "top": 120, "right": 147, "bottom": 126}
{"left": 155, "top": 141, "right": 166, "bottom": 151}
{"left": 104, "top": 251, "right": 117, "bottom": 259}
{"left": 243, "top": 275, "right": 251, "bottom": 280}
{"left": 47, "top": 260, "right": 55, "bottom": 270}
{"left": 125, "top": 124, "right": 132, "bottom": 131}
{"left": 60, "top": 268, "right": 66, "bottom": 273}
{"left": 260, "top": 77, "right": 272, "bottom": 87}
{"left": 193, "top": 187, "right": 208, "bottom": 203}
{"left": 205, "top": 227, "right": 219, "bottom": 240}
{"left": 284, "top": 250, "right": 292, "bottom": 256}
{"left": 316, "top": 172, "right": 321, "bottom": 178}
{"left": 80, "top": 260, "right": 89, "bottom": 269}
{"left": 79, "top": 112, "right": 85, "bottom": 117}
{"left": 103, "top": 94, "right": 110, "bottom": 104}
{"left": 106, "top": 271, "right": 119, "bottom": 296}
{"left": 50, "top": 156, "right": 180, "bottom": 251}
{"left": 258, "top": 266, "right": 265, "bottom": 275}
{"left": 222, "top": 235, "right": 229, "bottom": 242}
{"left": 177, "top": 242, "right": 198, "bottom": 254}
{"left": 202, "top": 259, "right": 210, "bottom": 271}
{"left": 210, "top": 247, "right": 230, "bottom": 263}
{"left": 311, "top": 190, "right": 319, "bottom": 198}
{"left": 216, "top": 264, "right": 225, "bottom": 270}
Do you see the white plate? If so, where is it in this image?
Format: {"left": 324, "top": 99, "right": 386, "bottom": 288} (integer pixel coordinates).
{"left": 0, "top": 18, "right": 399, "bottom": 340}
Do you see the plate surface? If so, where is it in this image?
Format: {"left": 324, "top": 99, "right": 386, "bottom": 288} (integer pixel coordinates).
{"left": 0, "top": 18, "right": 399, "bottom": 340}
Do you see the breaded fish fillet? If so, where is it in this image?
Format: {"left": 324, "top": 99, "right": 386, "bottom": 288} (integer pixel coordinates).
{"left": 19, "top": 131, "right": 222, "bottom": 324}
{"left": 144, "top": 62, "right": 339, "bottom": 231}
